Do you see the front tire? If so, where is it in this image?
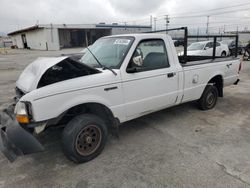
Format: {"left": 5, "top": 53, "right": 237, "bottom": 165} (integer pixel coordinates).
{"left": 62, "top": 114, "right": 108, "bottom": 163}
{"left": 198, "top": 85, "right": 218, "bottom": 110}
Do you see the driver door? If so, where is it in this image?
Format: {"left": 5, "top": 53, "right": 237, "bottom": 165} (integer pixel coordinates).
{"left": 121, "top": 39, "right": 179, "bottom": 119}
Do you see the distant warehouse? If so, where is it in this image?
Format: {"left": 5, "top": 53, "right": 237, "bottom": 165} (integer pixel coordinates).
{"left": 8, "top": 23, "right": 152, "bottom": 50}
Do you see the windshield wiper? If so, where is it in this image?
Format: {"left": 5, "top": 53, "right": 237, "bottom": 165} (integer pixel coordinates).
{"left": 86, "top": 47, "right": 117, "bottom": 76}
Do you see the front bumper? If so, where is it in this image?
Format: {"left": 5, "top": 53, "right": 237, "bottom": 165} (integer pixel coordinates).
{"left": 0, "top": 104, "right": 44, "bottom": 162}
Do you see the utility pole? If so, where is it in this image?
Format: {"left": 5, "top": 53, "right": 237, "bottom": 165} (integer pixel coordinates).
{"left": 150, "top": 15, "right": 153, "bottom": 31}
{"left": 206, "top": 16, "right": 210, "bottom": 34}
{"left": 124, "top": 22, "right": 127, "bottom": 30}
{"left": 197, "top": 27, "right": 200, "bottom": 42}
{"left": 154, "top": 17, "right": 157, "bottom": 31}
{"left": 223, "top": 25, "right": 226, "bottom": 33}
{"left": 165, "top": 15, "right": 170, "bottom": 33}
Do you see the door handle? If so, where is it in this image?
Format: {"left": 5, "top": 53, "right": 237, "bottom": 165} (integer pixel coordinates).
{"left": 104, "top": 86, "right": 118, "bottom": 91}
{"left": 167, "top": 72, "right": 176, "bottom": 78}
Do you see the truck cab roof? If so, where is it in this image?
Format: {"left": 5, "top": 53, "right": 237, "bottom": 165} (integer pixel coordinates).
{"left": 103, "top": 33, "right": 170, "bottom": 39}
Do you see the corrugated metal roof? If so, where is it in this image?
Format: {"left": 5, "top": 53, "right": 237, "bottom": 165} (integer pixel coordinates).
{"left": 8, "top": 25, "right": 43, "bottom": 35}
{"left": 8, "top": 23, "right": 152, "bottom": 36}
{"left": 95, "top": 24, "right": 151, "bottom": 29}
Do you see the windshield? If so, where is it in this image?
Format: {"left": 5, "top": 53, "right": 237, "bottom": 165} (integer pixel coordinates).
{"left": 187, "top": 43, "right": 205, "bottom": 51}
{"left": 79, "top": 37, "right": 134, "bottom": 69}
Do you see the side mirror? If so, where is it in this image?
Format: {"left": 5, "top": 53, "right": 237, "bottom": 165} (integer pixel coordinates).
{"left": 204, "top": 47, "right": 209, "bottom": 50}
{"left": 126, "top": 64, "right": 143, "bottom": 73}
{"left": 127, "top": 67, "right": 138, "bottom": 73}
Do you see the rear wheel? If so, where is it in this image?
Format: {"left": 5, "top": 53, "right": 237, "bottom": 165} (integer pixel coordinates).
{"left": 198, "top": 85, "right": 218, "bottom": 110}
{"left": 62, "top": 114, "right": 108, "bottom": 163}
{"left": 221, "top": 51, "right": 226, "bottom": 57}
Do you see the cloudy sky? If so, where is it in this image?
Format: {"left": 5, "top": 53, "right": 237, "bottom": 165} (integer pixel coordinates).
{"left": 1, "top": 0, "right": 250, "bottom": 34}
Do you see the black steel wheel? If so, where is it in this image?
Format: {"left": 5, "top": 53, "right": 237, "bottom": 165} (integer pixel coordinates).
{"left": 75, "top": 124, "right": 102, "bottom": 156}
{"left": 62, "top": 114, "right": 108, "bottom": 163}
{"left": 198, "top": 85, "right": 218, "bottom": 110}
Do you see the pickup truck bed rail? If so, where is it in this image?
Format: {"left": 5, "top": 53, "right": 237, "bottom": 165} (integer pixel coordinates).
{"left": 145, "top": 27, "right": 239, "bottom": 64}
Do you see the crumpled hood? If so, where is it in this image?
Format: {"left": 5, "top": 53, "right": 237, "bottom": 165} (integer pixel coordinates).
{"left": 16, "top": 56, "right": 68, "bottom": 93}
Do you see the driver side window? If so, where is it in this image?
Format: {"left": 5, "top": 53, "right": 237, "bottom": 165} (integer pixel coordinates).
{"left": 127, "top": 39, "right": 169, "bottom": 72}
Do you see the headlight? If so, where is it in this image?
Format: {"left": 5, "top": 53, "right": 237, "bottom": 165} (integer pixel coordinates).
{"left": 14, "top": 102, "right": 30, "bottom": 124}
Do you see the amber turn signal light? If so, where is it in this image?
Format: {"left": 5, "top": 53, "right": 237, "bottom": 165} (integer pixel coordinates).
{"left": 16, "top": 115, "right": 29, "bottom": 124}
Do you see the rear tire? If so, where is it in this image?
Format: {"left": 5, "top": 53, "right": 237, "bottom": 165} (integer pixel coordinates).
{"left": 221, "top": 51, "right": 226, "bottom": 57}
{"left": 198, "top": 85, "right": 218, "bottom": 110}
{"left": 62, "top": 114, "right": 108, "bottom": 163}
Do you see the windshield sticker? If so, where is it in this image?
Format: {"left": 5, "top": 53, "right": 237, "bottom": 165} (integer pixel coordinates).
{"left": 114, "top": 39, "right": 130, "bottom": 45}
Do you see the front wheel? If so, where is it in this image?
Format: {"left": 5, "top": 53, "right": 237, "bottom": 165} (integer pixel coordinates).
{"left": 198, "top": 85, "right": 218, "bottom": 110}
{"left": 62, "top": 114, "right": 108, "bottom": 163}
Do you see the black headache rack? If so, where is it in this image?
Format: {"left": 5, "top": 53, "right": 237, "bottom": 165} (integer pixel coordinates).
{"left": 145, "top": 27, "right": 239, "bottom": 64}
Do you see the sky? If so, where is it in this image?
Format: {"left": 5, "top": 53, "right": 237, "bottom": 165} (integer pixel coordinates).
{"left": 1, "top": 0, "right": 250, "bottom": 34}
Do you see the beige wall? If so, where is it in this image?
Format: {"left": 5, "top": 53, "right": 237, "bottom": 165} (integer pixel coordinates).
{"left": 10, "top": 27, "right": 60, "bottom": 50}
{"left": 44, "top": 27, "right": 60, "bottom": 50}
{"left": 11, "top": 35, "right": 23, "bottom": 48}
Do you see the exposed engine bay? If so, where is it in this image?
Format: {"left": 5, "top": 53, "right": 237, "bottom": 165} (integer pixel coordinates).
{"left": 37, "top": 56, "right": 100, "bottom": 89}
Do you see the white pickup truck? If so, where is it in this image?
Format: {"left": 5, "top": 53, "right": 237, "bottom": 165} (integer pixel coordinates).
{"left": 0, "top": 33, "right": 241, "bottom": 163}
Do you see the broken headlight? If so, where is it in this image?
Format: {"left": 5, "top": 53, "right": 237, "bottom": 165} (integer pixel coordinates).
{"left": 14, "top": 102, "right": 31, "bottom": 124}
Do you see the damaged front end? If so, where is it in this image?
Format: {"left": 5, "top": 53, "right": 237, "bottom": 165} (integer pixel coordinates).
{"left": 0, "top": 54, "right": 101, "bottom": 162}
{"left": 0, "top": 103, "right": 44, "bottom": 162}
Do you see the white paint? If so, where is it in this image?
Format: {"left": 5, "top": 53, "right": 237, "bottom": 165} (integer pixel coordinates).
{"left": 10, "top": 28, "right": 60, "bottom": 50}
{"left": 16, "top": 56, "right": 67, "bottom": 93}
{"left": 16, "top": 33, "right": 240, "bottom": 125}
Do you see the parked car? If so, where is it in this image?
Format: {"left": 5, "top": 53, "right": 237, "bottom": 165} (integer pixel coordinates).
{"left": 0, "top": 33, "right": 241, "bottom": 163}
{"left": 183, "top": 41, "right": 229, "bottom": 57}
{"left": 173, "top": 38, "right": 184, "bottom": 47}
{"left": 221, "top": 40, "right": 244, "bottom": 55}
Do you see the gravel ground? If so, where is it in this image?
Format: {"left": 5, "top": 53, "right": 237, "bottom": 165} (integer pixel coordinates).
{"left": 0, "top": 48, "right": 250, "bottom": 188}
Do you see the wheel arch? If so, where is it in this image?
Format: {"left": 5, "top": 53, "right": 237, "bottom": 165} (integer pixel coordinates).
{"left": 47, "top": 102, "right": 119, "bottom": 133}
{"left": 221, "top": 50, "right": 227, "bottom": 56}
{"left": 207, "top": 74, "right": 224, "bottom": 97}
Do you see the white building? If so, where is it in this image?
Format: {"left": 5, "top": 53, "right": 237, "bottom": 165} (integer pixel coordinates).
{"left": 0, "top": 36, "right": 12, "bottom": 48}
{"left": 8, "top": 23, "right": 152, "bottom": 50}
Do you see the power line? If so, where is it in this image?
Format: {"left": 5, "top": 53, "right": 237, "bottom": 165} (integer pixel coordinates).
{"left": 171, "top": 7, "right": 250, "bottom": 19}
{"left": 170, "top": 2, "right": 250, "bottom": 16}
{"left": 109, "top": 2, "right": 250, "bottom": 32}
